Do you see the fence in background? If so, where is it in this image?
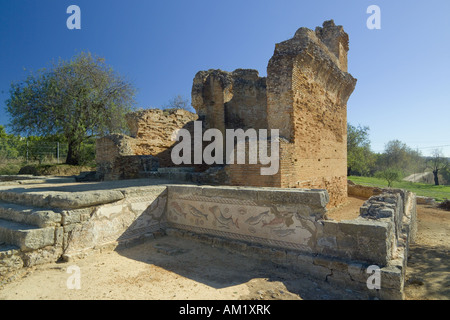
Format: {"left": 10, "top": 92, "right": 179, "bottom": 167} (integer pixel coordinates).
{"left": 0, "top": 138, "right": 68, "bottom": 164}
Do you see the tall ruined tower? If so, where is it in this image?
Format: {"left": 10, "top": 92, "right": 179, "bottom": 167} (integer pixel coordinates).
{"left": 191, "top": 20, "right": 356, "bottom": 207}
{"left": 191, "top": 20, "right": 357, "bottom": 207}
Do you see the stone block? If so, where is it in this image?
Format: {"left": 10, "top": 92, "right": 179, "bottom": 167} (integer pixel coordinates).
{"left": 201, "top": 186, "right": 259, "bottom": 202}
{"left": 48, "top": 190, "right": 125, "bottom": 209}
{"left": 338, "top": 219, "right": 390, "bottom": 239}
{"left": 380, "top": 266, "right": 404, "bottom": 291}
{"left": 256, "top": 188, "right": 329, "bottom": 210}
{"left": 167, "top": 185, "right": 203, "bottom": 199}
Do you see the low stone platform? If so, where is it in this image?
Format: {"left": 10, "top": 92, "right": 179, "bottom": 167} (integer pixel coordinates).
{"left": 0, "top": 178, "right": 174, "bottom": 286}
{"left": 0, "top": 177, "right": 417, "bottom": 299}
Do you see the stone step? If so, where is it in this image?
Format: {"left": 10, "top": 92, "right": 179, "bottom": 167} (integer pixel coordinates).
{"left": 0, "top": 219, "right": 56, "bottom": 251}
{"left": 0, "top": 201, "right": 62, "bottom": 228}
{"left": 0, "top": 175, "right": 76, "bottom": 185}
{"left": 139, "top": 171, "right": 194, "bottom": 182}
{"left": 0, "top": 188, "right": 125, "bottom": 210}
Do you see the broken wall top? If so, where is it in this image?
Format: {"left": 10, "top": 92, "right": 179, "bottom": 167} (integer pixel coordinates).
{"left": 192, "top": 69, "right": 267, "bottom": 131}
{"left": 267, "top": 20, "right": 357, "bottom": 141}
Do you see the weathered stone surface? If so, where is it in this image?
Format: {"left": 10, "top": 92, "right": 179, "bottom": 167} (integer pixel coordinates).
{"left": 192, "top": 69, "right": 267, "bottom": 132}
{"left": 348, "top": 182, "right": 383, "bottom": 199}
{"left": 62, "top": 188, "right": 167, "bottom": 257}
{"left": 166, "top": 185, "right": 328, "bottom": 252}
{"left": 0, "top": 244, "right": 23, "bottom": 284}
{"left": 21, "top": 245, "right": 63, "bottom": 267}
{"left": 0, "top": 202, "right": 61, "bottom": 227}
{"left": 416, "top": 196, "right": 435, "bottom": 205}
{"left": 48, "top": 190, "right": 125, "bottom": 209}
{"left": 96, "top": 109, "right": 198, "bottom": 180}
{"left": 0, "top": 219, "right": 55, "bottom": 251}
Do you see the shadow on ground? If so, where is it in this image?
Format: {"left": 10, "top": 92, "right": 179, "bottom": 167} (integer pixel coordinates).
{"left": 405, "top": 243, "right": 450, "bottom": 300}
{"left": 115, "top": 235, "right": 361, "bottom": 300}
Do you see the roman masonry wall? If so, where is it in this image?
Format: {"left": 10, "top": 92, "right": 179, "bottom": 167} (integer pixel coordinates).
{"left": 96, "top": 20, "right": 357, "bottom": 208}
{"left": 96, "top": 109, "right": 198, "bottom": 180}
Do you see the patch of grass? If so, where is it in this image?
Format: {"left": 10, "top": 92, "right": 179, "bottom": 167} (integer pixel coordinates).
{"left": 349, "top": 176, "right": 450, "bottom": 202}
{"left": 0, "top": 163, "right": 22, "bottom": 175}
{"left": 0, "top": 158, "right": 25, "bottom": 175}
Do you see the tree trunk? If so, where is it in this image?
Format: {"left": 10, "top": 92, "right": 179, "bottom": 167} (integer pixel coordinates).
{"left": 433, "top": 169, "right": 439, "bottom": 186}
{"left": 66, "top": 140, "right": 81, "bottom": 165}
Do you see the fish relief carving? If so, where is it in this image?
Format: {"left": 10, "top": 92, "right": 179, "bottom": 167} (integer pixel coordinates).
{"left": 187, "top": 204, "right": 209, "bottom": 220}
{"left": 209, "top": 205, "right": 239, "bottom": 229}
{"left": 170, "top": 201, "right": 187, "bottom": 218}
{"left": 244, "top": 210, "right": 271, "bottom": 226}
{"left": 262, "top": 206, "right": 294, "bottom": 228}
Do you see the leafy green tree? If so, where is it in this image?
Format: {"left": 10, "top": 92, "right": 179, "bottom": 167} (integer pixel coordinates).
{"left": 0, "top": 125, "right": 20, "bottom": 159}
{"left": 377, "top": 140, "right": 424, "bottom": 176}
{"left": 375, "top": 168, "right": 402, "bottom": 188}
{"left": 347, "top": 123, "right": 376, "bottom": 176}
{"left": 6, "top": 52, "right": 136, "bottom": 165}
{"left": 441, "top": 166, "right": 450, "bottom": 185}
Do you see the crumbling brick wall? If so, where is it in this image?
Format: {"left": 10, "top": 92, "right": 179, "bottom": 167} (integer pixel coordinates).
{"left": 192, "top": 69, "right": 267, "bottom": 132}
{"left": 96, "top": 20, "right": 357, "bottom": 207}
{"left": 96, "top": 109, "right": 198, "bottom": 180}
{"left": 212, "top": 20, "right": 357, "bottom": 207}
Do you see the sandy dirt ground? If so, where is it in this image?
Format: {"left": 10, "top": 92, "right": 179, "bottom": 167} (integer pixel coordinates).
{"left": 0, "top": 202, "right": 448, "bottom": 300}
{"left": 404, "top": 204, "right": 450, "bottom": 300}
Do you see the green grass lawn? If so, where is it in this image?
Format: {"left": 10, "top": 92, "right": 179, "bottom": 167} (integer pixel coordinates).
{"left": 348, "top": 176, "right": 450, "bottom": 202}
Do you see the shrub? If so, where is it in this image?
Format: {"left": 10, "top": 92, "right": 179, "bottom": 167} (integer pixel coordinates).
{"left": 375, "top": 168, "right": 402, "bottom": 187}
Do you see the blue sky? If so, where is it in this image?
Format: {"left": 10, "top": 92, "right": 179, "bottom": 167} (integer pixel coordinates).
{"left": 0, "top": 0, "right": 449, "bottom": 156}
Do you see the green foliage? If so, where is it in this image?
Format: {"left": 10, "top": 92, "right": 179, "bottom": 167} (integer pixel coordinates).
{"left": 376, "top": 140, "right": 424, "bottom": 176}
{"left": 347, "top": 123, "right": 376, "bottom": 176}
{"left": 374, "top": 168, "right": 402, "bottom": 187}
{"left": 0, "top": 161, "right": 22, "bottom": 175}
{"left": 0, "top": 125, "right": 96, "bottom": 168}
{"left": 441, "top": 167, "right": 450, "bottom": 185}
{"left": 5, "top": 51, "right": 136, "bottom": 165}
{"left": 349, "top": 175, "right": 450, "bottom": 202}
{"left": 0, "top": 125, "right": 20, "bottom": 158}
{"left": 78, "top": 138, "right": 96, "bottom": 166}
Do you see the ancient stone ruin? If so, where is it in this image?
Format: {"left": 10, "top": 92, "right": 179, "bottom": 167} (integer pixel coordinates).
{"left": 97, "top": 20, "right": 357, "bottom": 208}
{"left": 0, "top": 21, "right": 417, "bottom": 300}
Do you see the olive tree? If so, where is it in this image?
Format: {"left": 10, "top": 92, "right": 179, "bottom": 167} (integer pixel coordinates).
{"left": 427, "top": 149, "right": 449, "bottom": 186}
{"left": 6, "top": 52, "right": 136, "bottom": 165}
